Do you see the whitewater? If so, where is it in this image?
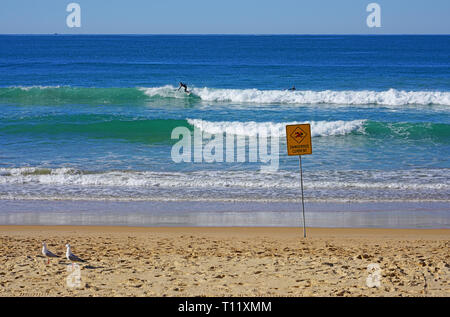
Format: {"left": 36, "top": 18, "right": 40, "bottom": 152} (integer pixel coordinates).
{"left": 186, "top": 118, "right": 366, "bottom": 137}
{"left": 140, "top": 86, "right": 450, "bottom": 106}
{"left": 2, "top": 85, "right": 450, "bottom": 108}
{"left": 0, "top": 167, "right": 448, "bottom": 203}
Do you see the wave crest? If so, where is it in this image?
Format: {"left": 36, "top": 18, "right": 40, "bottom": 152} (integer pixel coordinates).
{"left": 186, "top": 119, "right": 366, "bottom": 137}
{"left": 2, "top": 86, "right": 450, "bottom": 106}
{"left": 1, "top": 167, "right": 448, "bottom": 189}
{"left": 190, "top": 88, "right": 450, "bottom": 106}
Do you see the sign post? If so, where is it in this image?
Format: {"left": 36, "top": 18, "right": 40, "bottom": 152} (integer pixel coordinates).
{"left": 285, "top": 124, "right": 312, "bottom": 238}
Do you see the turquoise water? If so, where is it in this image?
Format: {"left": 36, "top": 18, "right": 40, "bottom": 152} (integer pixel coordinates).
{"left": 0, "top": 35, "right": 449, "bottom": 206}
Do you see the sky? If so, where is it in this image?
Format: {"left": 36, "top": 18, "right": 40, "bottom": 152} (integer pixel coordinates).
{"left": 0, "top": 0, "right": 449, "bottom": 34}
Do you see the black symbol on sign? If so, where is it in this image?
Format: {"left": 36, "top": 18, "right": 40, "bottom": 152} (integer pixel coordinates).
{"left": 290, "top": 127, "right": 307, "bottom": 144}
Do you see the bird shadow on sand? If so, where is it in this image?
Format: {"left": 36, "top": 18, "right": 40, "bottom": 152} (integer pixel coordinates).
{"left": 54, "top": 260, "right": 105, "bottom": 269}
{"left": 83, "top": 265, "right": 105, "bottom": 270}
{"left": 36, "top": 255, "right": 105, "bottom": 270}
{"left": 33, "top": 255, "right": 103, "bottom": 269}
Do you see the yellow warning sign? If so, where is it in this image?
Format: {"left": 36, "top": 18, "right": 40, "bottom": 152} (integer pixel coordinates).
{"left": 286, "top": 124, "right": 312, "bottom": 156}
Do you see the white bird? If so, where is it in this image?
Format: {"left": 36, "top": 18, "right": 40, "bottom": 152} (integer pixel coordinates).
{"left": 65, "top": 243, "right": 86, "bottom": 267}
{"left": 42, "top": 241, "right": 59, "bottom": 264}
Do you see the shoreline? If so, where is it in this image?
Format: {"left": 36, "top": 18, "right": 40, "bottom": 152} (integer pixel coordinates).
{"left": 1, "top": 200, "right": 448, "bottom": 228}
{"left": 1, "top": 226, "right": 448, "bottom": 296}
{"left": 1, "top": 225, "right": 450, "bottom": 234}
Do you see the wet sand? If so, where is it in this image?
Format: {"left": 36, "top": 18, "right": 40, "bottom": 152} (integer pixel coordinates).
{"left": 0, "top": 226, "right": 448, "bottom": 297}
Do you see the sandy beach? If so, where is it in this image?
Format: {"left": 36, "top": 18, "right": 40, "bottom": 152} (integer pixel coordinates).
{"left": 0, "top": 226, "right": 448, "bottom": 297}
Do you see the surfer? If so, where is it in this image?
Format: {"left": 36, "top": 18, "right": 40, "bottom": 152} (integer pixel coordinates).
{"left": 288, "top": 85, "right": 296, "bottom": 91}
{"left": 178, "top": 82, "right": 190, "bottom": 94}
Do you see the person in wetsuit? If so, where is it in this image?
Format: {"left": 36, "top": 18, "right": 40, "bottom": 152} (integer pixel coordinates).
{"left": 178, "top": 82, "right": 190, "bottom": 93}
{"left": 288, "top": 85, "right": 296, "bottom": 91}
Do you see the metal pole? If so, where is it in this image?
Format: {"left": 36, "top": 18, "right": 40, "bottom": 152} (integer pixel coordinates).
{"left": 299, "top": 156, "right": 306, "bottom": 238}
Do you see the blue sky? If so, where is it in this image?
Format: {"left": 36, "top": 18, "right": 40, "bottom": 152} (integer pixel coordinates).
{"left": 0, "top": 0, "right": 449, "bottom": 34}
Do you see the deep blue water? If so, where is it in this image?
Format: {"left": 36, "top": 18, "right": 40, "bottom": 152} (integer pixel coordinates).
{"left": 2, "top": 35, "right": 450, "bottom": 90}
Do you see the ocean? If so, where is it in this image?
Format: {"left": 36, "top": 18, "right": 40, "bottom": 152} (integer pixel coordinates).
{"left": 0, "top": 35, "right": 449, "bottom": 227}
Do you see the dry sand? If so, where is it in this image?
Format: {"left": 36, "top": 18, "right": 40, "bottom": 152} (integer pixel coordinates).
{"left": 0, "top": 226, "right": 448, "bottom": 297}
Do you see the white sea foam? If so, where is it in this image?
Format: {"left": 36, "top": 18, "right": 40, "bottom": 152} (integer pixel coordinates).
{"left": 192, "top": 88, "right": 450, "bottom": 106}
{"left": 140, "top": 86, "right": 450, "bottom": 106}
{"left": 1, "top": 168, "right": 448, "bottom": 203}
{"left": 0, "top": 168, "right": 448, "bottom": 191}
{"left": 12, "top": 85, "right": 63, "bottom": 91}
{"left": 186, "top": 118, "right": 366, "bottom": 137}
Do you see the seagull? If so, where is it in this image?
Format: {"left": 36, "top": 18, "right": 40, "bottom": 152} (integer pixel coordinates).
{"left": 42, "top": 241, "right": 59, "bottom": 264}
{"left": 65, "top": 243, "right": 86, "bottom": 267}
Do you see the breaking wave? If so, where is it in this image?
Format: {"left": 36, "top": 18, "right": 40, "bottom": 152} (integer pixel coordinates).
{"left": 187, "top": 119, "right": 366, "bottom": 137}
{"left": 3, "top": 86, "right": 449, "bottom": 107}
{"left": 0, "top": 167, "right": 448, "bottom": 202}
{"left": 143, "top": 86, "right": 450, "bottom": 106}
